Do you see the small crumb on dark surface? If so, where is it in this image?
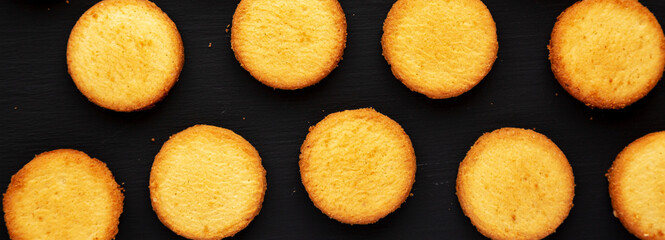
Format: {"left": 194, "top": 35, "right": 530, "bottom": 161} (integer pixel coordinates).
{"left": 208, "top": 42, "right": 212, "bottom": 48}
{"left": 555, "top": 93, "right": 559, "bottom": 96}
{"left": 66, "top": 0, "right": 69, "bottom": 3}
{"left": 322, "top": 109, "right": 325, "bottom": 112}
{"left": 13, "top": 106, "right": 17, "bottom": 110}
{"left": 409, "top": 193, "right": 414, "bottom": 197}
{"left": 47, "top": 8, "right": 50, "bottom": 11}
{"left": 242, "top": 117, "right": 246, "bottom": 120}
{"left": 151, "top": 138, "right": 155, "bottom": 142}
{"left": 590, "top": 117, "right": 593, "bottom": 120}
{"left": 226, "top": 24, "right": 230, "bottom": 33}
{"left": 490, "top": 102, "right": 494, "bottom": 105}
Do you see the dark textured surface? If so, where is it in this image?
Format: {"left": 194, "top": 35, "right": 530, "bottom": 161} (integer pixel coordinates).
{"left": 1, "top": 0, "right": 664, "bottom": 239}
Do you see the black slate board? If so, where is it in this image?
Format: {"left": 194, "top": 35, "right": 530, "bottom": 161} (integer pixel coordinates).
{"left": 1, "top": 0, "right": 665, "bottom": 239}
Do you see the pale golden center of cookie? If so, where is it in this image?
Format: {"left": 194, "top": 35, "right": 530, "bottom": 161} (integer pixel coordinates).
{"left": 613, "top": 135, "right": 665, "bottom": 236}
{"left": 232, "top": 0, "right": 346, "bottom": 89}
{"left": 383, "top": 0, "right": 497, "bottom": 98}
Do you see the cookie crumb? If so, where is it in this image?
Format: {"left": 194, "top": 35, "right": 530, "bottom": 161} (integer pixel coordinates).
{"left": 225, "top": 24, "right": 230, "bottom": 33}
{"left": 151, "top": 138, "right": 155, "bottom": 142}
{"left": 208, "top": 43, "right": 212, "bottom": 48}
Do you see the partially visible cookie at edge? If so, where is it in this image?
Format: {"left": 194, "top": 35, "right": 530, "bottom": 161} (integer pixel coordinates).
{"left": 3, "top": 149, "right": 124, "bottom": 240}
{"left": 608, "top": 131, "right": 665, "bottom": 239}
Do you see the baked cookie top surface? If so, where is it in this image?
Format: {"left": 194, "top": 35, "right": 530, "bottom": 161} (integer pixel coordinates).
{"left": 382, "top": 0, "right": 498, "bottom": 99}
{"left": 608, "top": 131, "right": 665, "bottom": 239}
{"left": 299, "top": 108, "right": 416, "bottom": 224}
{"left": 67, "top": 0, "right": 184, "bottom": 112}
{"left": 149, "top": 125, "right": 266, "bottom": 239}
{"left": 231, "top": 0, "right": 346, "bottom": 90}
{"left": 3, "top": 149, "right": 124, "bottom": 240}
{"left": 456, "top": 128, "right": 575, "bottom": 240}
{"left": 549, "top": 0, "right": 665, "bottom": 109}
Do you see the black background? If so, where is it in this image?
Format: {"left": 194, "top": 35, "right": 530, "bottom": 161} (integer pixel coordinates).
{"left": 1, "top": 0, "right": 664, "bottom": 239}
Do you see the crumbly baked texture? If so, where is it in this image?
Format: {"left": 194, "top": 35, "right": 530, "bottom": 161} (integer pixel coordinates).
{"left": 150, "top": 125, "right": 266, "bottom": 239}
{"left": 608, "top": 131, "right": 665, "bottom": 239}
{"left": 382, "top": 0, "right": 498, "bottom": 99}
{"left": 456, "top": 128, "right": 575, "bottom": 240}
{"left": 231, "top": 0, "right": 346, "bottom": 90}
{"left": 549, "top": 0, "right": 665, "bottom": 109}
{"left": 3, "top": 149, "right": 124, "bottom": 240}
{"left": 67, "top": 0, "right": 184, "bottom": 112}
{"left": 299, "top": 108, "right": 416, "bottom": 224}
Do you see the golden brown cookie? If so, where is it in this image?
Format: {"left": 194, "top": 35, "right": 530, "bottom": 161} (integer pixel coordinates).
{"left": 3, "top": 149, "right": 124, "bottom": 240}
{"left": 382, "top": 0, "right": 498, "bottom": 99}
{"left": 231, "top": 0, "right": 346, "bottom": 90}
{"left": 457, "top": 128, "right": 575, "bottom": 240}
{"left": 549, "top": 0, "right": 665, "bottom": 109}
{"left": 607, "top": 131, "right": 665, "bottom": 239}
{"left": 150, "top": 125, "right": 266, "bottom": 239}
{"left": 300, "top": 108, "right": 416, "bottom": 224}
{"left": 67, "top": 0, "right": 184, "bottom": 112}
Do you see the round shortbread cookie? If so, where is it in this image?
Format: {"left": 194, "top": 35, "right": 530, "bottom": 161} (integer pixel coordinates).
{"left": 608, "top": 131, "right": 665, "bottom": 239}
{"left": 457, "top": 128, "right": 575, "bottom": 240}
{"left": 299, "top": 108, "right": 416, "bottom": 224}
{"left": 149, "top": 125, "right": 266, "bottom": 239}
{"left": 382, "top": 0, "right": 498, "bottom": 99}
{"left": 231, "top": 0, "right": 347, "bottom": 90}
{"left": 67, "top": 0, "right": 184, "bottom": 112}
{"left": 3, "top": 149, "right": 124, "bottom": 240}
{"left": 549, "top": 0, "right": 665, "bottom": 109}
